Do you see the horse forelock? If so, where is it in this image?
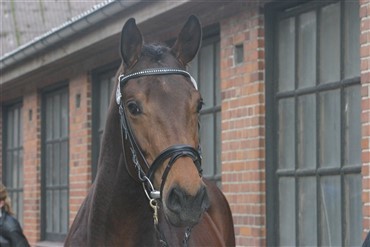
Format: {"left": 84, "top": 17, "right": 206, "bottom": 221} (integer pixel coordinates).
{"left": 142, "top": 44, "right": 169, "bottom": 61}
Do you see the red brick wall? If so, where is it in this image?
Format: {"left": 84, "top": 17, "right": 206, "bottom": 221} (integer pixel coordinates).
{"left": 69, "top": 73, "right": 92, "bottom": 225}
{"left": 361, "top": 0, "right": 370, "bottom": 238}
{"left": 22, "top": 90, "right": 41, "bottom": 245}
{"left": 220, "top": 6, "right": 266, "bottom": 247}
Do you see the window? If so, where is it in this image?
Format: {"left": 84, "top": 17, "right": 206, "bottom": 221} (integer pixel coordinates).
{"left": 42, "top": 87, "right": 69, "bottom": 241}
{"left": 266, "top": 1, "right": 362, "bottom": 246}
{"left": 92, "top": 65, "right": 118, "bottom": 181}
{"left": 3, "top": 103, "right": 24, "bottom": 225}
{"left": 188, "top": 31, "right": 221, "bottom": 185}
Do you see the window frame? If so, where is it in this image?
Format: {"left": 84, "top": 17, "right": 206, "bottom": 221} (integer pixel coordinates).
{"left": 265, "top": 0, "right": 362, "bottom": 245}
{"left": 2, "top": 101, "right": 24, "bottom": 225}
{"left": 41, "top": 85, "right": 70, "bottom": 242}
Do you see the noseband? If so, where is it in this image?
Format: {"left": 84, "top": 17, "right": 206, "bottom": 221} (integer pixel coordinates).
{"left": 116, "top": 68, "right": 203, "bottom": 200}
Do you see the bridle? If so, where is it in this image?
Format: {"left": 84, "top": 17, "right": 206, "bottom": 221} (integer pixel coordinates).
{"left": 116, "top": 68, "right": 203, "bottom": 199}
{"left": 116, "top": 68, "right": 203, "bottom": 246}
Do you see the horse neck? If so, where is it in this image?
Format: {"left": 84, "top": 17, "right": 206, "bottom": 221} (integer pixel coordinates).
{"left": 87, "top": 99, "right": 156, "bottom": 244}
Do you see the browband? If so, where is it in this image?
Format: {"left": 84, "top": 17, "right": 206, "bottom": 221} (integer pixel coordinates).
{"left": 116, "top": 68, "right": 198, "bottom": 105}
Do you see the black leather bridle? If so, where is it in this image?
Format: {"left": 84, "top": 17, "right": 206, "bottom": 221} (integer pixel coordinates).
{"left": 116, "top": 68, "right": 203, "bottom": 201}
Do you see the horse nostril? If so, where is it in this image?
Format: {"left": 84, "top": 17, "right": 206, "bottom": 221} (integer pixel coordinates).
{"left": 167, "top": 187, "right": 183, "bottom": 213}
{"left": 167, "top": 186, "right": 210, "bottom": 214}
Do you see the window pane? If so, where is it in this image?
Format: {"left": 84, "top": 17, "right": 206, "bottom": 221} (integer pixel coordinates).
{"left": 344, "top": 84, "right": 361, "bottom": 167}
{"left": 53, "top": 142, "right": 61, "bottom": 185}
{"left": 278, "top": 98, "right": 295, "bottom": 169}
{"left": 344, "top": 174, "right": 362, "bottom": 246}
{"left": 6, "top": 151, "right": 13, "bottom": 184}
{"left": 46, "top": 97, "right": 53, "bottom": 140}
{"left": 13, "top": 108, "right": 19, "bottom": 146}
{"left": 53, "top": 190, "right": 60, "bottom": 233}
{"left": 344, "top": 1, "right": 360, "bottom": 79}
{"left": 319, "top": 90, "right": 340, "bottom": 168}
{"left": 320, "top": 3, "right": 340, "bottom": 84}
{"left": 53, "top": 94, "right": 61, "bottom": 139}
{"left": 278, "top": 17, "right": 295, "bottom": 92}
{"left": 320, "top": 176, "right": 341, "bottom": 246}
{"left": 12, "top": 152, "right": 18, "bottom": 187}
{"left": 46, "top": 144, "right": 53, "bottom": 186}
{"left": 61, "top": 141, "right": 69, "bottom": 186}
{"left": 297, "top": 94, "right": 316, "bottom": 169}
{"left": 215, "top": 42, "right": 221, "bottom": 105}
{"left": 298, "top": 177, "right": 317, "bottom": 246}
{"left": 199, "top": 44, "right": 214, "bottom": 108}
{"left": 61, "top": 189, "right": 69, "bottom": 234}
{"left": 279, "top": 178, "right": 296, "bottom": 246}
{"left": 61, "top": 91, "right": 69, "bottom": 138}
{"left": 200, "top": 113, "right": 214, "bottom": 176}
{"left": 7, "top": 110, "right": 13, "bottom": 148}
{"left": 215, "top": 111, "right": 221, "bottom": 175}
{"left": 298, "top": 11, "right": 316, "bottom": 88}
{"left": 46, "top": 190, "right": 52, "bottom": 232}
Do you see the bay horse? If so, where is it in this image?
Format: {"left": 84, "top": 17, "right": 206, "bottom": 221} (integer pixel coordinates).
{"left": 64, "top": 15, "right": 235, "bottom": 247}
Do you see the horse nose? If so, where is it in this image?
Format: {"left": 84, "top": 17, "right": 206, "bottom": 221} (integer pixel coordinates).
{"left": 167, "top": 185, "right": 210, "bottom": 216}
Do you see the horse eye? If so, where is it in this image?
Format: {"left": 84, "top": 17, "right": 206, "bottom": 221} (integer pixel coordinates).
{"left": 196, "top": 100, "right": 204, "bottom": 113}
{"left": 127, "top": 101, "right": 142, "bottom": 115}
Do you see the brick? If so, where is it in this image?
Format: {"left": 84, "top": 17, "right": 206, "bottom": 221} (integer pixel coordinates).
{"left": 361, "top": 0, "right": 370, "bottom": 234}
{"left": 220, "top": 7, "right": 266, "bottom": 244}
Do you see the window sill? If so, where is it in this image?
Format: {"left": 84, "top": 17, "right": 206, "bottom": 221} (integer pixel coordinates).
{"left": 36, "top": 241, "right": 64, "bottom": 247}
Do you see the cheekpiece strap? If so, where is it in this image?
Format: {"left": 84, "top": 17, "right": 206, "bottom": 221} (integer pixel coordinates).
{"left": 116, "top": 68, "right": 198, "bottom": 105}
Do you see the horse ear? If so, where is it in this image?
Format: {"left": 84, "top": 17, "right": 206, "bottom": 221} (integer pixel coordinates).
{"left": 120, "top": 18, "right": 143, "bottom": 69}
{"left": 171, "top": 15, "right": 202, "bottom": 66}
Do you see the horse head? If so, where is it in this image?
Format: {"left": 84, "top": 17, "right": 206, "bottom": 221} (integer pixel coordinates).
{"left": 116, "top": 16, "right": 210, "bottom": 228}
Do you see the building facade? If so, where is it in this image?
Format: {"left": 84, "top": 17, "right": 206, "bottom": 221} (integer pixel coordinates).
{"left": 1, "top": 0, "right": 369, "bottom": 246}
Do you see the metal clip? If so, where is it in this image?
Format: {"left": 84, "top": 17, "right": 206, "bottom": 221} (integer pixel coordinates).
{"left": 150, "top": 199, "right": 159, "bottom": 225}
{"left": 150, "top": 190, "right": 161, "bottom": 199}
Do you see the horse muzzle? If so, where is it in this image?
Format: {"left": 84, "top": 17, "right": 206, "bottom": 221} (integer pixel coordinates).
{"left": 146, "top": 144, "right": 208, "bottom": 226}
{"left": 165, "top": 184, "right": 210, "bottom": 227}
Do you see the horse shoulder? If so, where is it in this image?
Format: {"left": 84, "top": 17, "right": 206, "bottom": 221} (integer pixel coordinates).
{"left": 204, "top": 179, "right": 236, "bottom": 246}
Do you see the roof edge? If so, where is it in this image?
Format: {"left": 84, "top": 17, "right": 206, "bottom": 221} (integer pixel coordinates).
{"left": 0, "top": 0, "right": 139, "bottom": 70}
